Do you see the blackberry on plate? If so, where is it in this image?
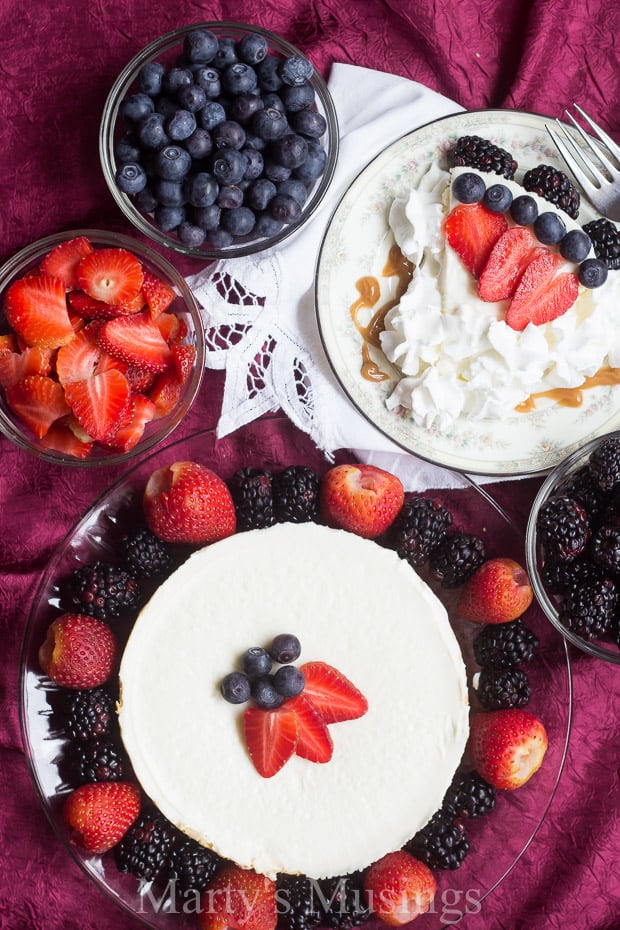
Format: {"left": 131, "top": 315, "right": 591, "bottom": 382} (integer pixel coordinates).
{"left": 557, "top": 465, "right": 608, "bottom": 522}
{"left": 120, "top": 527, "right": 174, "bottom": 579}
{"left": 589, "top": 436, "right": 620, "bottom": 491}
{"left": 429, "top": 531, "right": 485, "bottom": 587}
{"left": 522, "top": 164, "right": 580, "bottom": 219}
{"left": 451, "top": 135, "right": 517, "bottom": 179}
{"left": 475, "top": 666, "right": 531, "bottom": 710}
{"left": 406, "top": 810, "right": 469, "bottom": 870}
{"left": 69, "top": 737, "right": 126, "bottom": 783}
{"left": 473, "top": 618, "right": 539, "bottom": 668}
{"left": 64, "top": 687, "right": 116, "bottom": 741}
{"left": 559, "top": 575, "right": 618, "bottom": 639}
{"left": 115, "top": 810, "right": 180, "bottom": 883}
{"left": 535, "top": 495, "right": 591, "bottom": 561}
{"left": 389, "top": 496, "right": 453, "bottom": 567}
{"left": 590, "top": 523, "right": 620, "bottom": 576}
{"left": 442, "top": 770, "right": 496, "bottom": 820}
{"left": 277, "top": 874, "right": 323, "bottom": 930}
{"left": 582, "top": 218, "right": 620, "bottom": 270}
{"left": 62, "top": 561, "right": 141, "bottom": 620}
{"left": 318, "top": 873, "right": 370, "bottom": 929}
{"left": 542, "top": 557, "right": 603, "bottom": 597}
{"left": 168, "top": 838, "right": 222, "bottom": 894}
{"left": 273, "top": 466, "right": 321, "bottom": 523}
{"left": 229, "top": 467, "right": 275, "bottom": 530}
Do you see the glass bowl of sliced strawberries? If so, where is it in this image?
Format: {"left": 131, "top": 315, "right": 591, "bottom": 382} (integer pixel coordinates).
{"left": 0, "top": 229, "right": 205, "bottom": 465}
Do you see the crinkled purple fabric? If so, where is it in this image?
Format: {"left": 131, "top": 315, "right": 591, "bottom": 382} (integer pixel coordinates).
{"left": 0, "top": 1, "right": 619, "bottom": 929}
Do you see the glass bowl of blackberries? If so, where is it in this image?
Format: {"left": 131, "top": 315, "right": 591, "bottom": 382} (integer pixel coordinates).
{"left": 526, "top": 431, "right": 620, "bottom": 664}
{"left": 100, "top": 22, "right": 339, "bottom": 259}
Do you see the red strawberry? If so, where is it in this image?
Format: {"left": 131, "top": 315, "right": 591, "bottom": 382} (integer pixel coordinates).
{"left": 319, "top": 464, "right": 404, "bottom": 538}
{"left": 149, "top": 368, "right": 182, "bottom": 418}
{"left": 468, "top": 709, "right": 548, "bottom": 790}
{"left": 364, "top": 851, "right": 436, "bottom": 926}
{"left": 0, "top": 334, "right": 19, "bottom": 353}
{"left": 505, "top": 252, "right": 579, "bottom": 331}
{"left": 123, "top": 364, "right": 157, "bottom": 394}
{"left": 199, "top": 865, "right": 277, "bottom": 930}
{"left": 444, "top": 203, "right": 508, "bottom": 277}
{"left": 97, "top": 311, "right": 172, "bottom": 372}
{"left": 68, "top": 290, "right": 123, "bottom": 321}
{"left": 0, "top": 346, "right": 53, "bottom": 390}
{"left": 6, "top": 374, "right": 70, "bottom": 438}
{"left": 288, "top": 694, "right": 333, "bottom": 762}
{"left": 77, "top": 248, "right": 144, "bottom": 305}
{"left": 143, "top": 461, "right": 237, "bottom": 544}
{"left": 40, "top": 423, "right": 94, "bottom": 459}
{"left": 55, "top": 325, "right": 102, "bottom": 384}
{"left": 300, "top": 661, "right": 368, "bottom": 724}
{"left": 243, "top": 704, "right": 299, "bottom": 778}
{"left": 4, "top": 274, "right": 74, "bottom": 348}
{"left": 63, "top": 781, "right": 141, "bottom": 855}
{"left": 64, "top": 368, "right": 132, "bottom": 443}
{"left": 156, "top": 311, "right": 187, "bottom": 345}
{"left": 40, "top": 236, "right": 94, "bottom": 289}
{"left": 111, "top": 394, "right": 156, "bottom": 451}
{"left": 458, "top": 557, "right": 534, "bottom": 624}
{"left": 478, "top": 226, "right": 544, "bottom": 301}
{"left": 142, "top": 269, "right": 176, "bottom": 318}
{"left": 38, "top": 613, "right": 116, "bottom": 688}
{"left": 171, "top": 343, "right": 197, "bottom": 383}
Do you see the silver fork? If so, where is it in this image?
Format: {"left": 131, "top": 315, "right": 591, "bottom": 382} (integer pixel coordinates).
{"left": 546, "top": 104, "right": 620, "bottom": 221}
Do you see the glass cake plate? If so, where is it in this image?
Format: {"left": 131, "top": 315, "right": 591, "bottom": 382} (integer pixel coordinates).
{"left": 19, "top": 417, "right": 572, "bottom": 929}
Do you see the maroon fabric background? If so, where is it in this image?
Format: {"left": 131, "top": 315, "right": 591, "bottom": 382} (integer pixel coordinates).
{"left": 1, "top": 1, "right": 619, "bottom": 929}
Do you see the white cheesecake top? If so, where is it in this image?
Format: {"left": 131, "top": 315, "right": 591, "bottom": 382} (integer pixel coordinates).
{"left": 118, "top": 522, "right": 469, "bottom": 879}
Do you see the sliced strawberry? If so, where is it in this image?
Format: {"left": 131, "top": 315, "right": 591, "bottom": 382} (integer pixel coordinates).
{"left": 40, "top": 236, "right": 94, "bottom": 290}
{"left": 300, "top": 661, "right": 368, "bottom": 725}
{"left": 142, "top": 269, "right": 176, "bottom": 318}
{"left": 4, "top": 274, "right": 74, "bottom": 348}
{"left": 505, "top": 252, "right": 579, "bottom": 331}
{"left": 288, "top": 695, "right": 333, "bottom": 763}
{"left": 243, "top": 704, "right": 298, "bottom": 778}
{"left": 40, "top": 423, "right": 94, "bottom": 459}
{"left": 68, "top": 290, "right": 122, "bottom": 321}
{"left": 124, "top": 364, "right": 157, "bottom": 393}
{"left": 110, "top": 394, "right": 157, "bottom": 451}
{"left": 0, "top": 346, "right": 53, "bottom": 390}
{"left": 156, "top": 312, "right": 187, "bottom": 345}
{"left": 149, "top": 368, "right": 182, "bottom": 418}
{"left": 478, "top": 227, "right": 544, "bottom": 301}
{"left": 77, "top": 248, "right": 144, "bottom": 305}
{"left": 0, "top": 334, "right": 19, "bottom": 353}
{"left": 64, "top": 368, "right": 132, "bottom": 443}
{"left": 67, "top": 416, "right": 94, "bottom": 443}
{"left": 171, "top": 344, "right": 197, "bottom": 383}
{"left": 444, "top": 203, "right": 508, "bottom": 278}
{"left": 6, "top": 375, "right": 70, "bottom": 438}
{"left": 97, "top": 311, "right": 172, "bottom": 372}
{"left": 56, "top": 325, "right": 103, "bottom": 384}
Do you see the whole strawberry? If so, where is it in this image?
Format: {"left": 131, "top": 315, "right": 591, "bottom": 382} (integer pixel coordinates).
{"left": 200, "top": 864, "right": 277, "bottom": 930}
{"left": 468, "top": 709, "right": 548, "bottom": 790}
{"left": 64, "top": 781, "right": 141, "bottom": 854}
{"left": 364, "top": 850, "right": 436, "bottom": 925}
{"left": 38, "top": 613, "right": 116, "bottom": 688}
{"left": 143, "top": 461, "right": 236, "bottom": 544}
{"left": 458, "top": 557, "right": 533, "bottom": 624}
{"left": 320, "top": 464, "right": 404, "bottom": 539}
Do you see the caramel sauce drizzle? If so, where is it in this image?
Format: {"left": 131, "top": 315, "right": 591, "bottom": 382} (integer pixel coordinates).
{"left": 516, "top": 367, "right": 620, "bottom": 413}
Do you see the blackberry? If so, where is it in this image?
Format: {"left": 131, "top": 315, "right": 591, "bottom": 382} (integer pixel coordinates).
{"left": 590, "top": 523, "right": 620, "bottom": 576}
{"left": 473, "top": 618, "right": 539, "bottom": 668}
{"left": 318, "top": 873, "right": 370, "bottom": 929}
{"left": 582, "top": 218, "right": 620, "bottom": 270}
{"left": 522, "top": 164, "right": 580, "bottom": 219}
{"left": 536, "top": 496, "right": 591, "bottom": 561}
{"left": 120, "top": 527, "right": 174, "bottom": 579}
{"left": 115, "top": 811, "right": 179, "bottom": 883}
{"left": 63, "top": 561, "right": 141, "bottom": 620}
{"left": 389, "top": 496, "right": 452, "bottom": 567}
{"left": 559, "top": 575, "right": 618, "bottom": 639}
{"left": 277, "top": 874, "right": 323, "bottom": 930}
{"left": 542, "top": 557, "right": 603, "bottom": 596}
{"left": 406, "top": 811, "right": 469, "bottom": 870}
{"left": 429, "top": 531, "right": 485, "bottom": 588}
{"left": 557, "top": 466, "right": 607, "bottom": 522}
{"left": 64, "top": 687, "right": 117, "bottom": 741}
{"left": 475, "top": 666, "right": 531, "bottom": 710}
{"left": 590, "top": 436, "right": 620, "bottom": 491}
{"left": 229, "top": 468, "right": 275, "bottom": 530}
{"left": 69, "top": 737, "right": 126, "bottom": 783}
{"left": 442, "top": 771, "right": 496, "bottom": 820}
{"left": 168, "top": 838, "right": 222, "bottom": 894}
{"left": 273, "top": 466, "right": 321, "bottom": 523}
{"left": 451, "top": 135, "right": 517, "bottom": 180}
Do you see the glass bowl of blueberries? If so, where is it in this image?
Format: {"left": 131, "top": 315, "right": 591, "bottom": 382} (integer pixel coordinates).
{"left": 100, "top": 22, "right": 339, "bottom": 259}
{"left": 526, "top": 430, "right": 620, "bottom": 664}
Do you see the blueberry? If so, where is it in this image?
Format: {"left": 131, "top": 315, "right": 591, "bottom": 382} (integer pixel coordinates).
{"left": 229, "top": 93, "right": 264, "bottom": 124}
{"left": 270, "top": 193, "right": 302, "bottom": 223}
{"left": 578, "top": 258, "right": 609, "bottom": 288}
{"left": 217, "top": 185, "right": 245, "bottom": 209}
{"left": 256, "top": 56, "right": 283, "bottom": 92}
{"left": 154, "top": 204, "right": 186, "bottom": 231}
{"left": 274, "top": 665, "right": 305, "bottom": 698}
{"left": 254, "top": 211, "right": 284, "bottom": 238}
{"left": 184, "top": 127, "right": 213, "bottom": 160}
{"left": 242, "top": 146, "right": 264, "bottom": 180}
{"left": 154, "top": 178, "right": 186, "bottom": 206}
{"left": 510, "top": 194, "right": 538, "bottom": 226}
{"left": 155, "top": 96, "right": 179, "bottom": 120}
{"left": 220, "top": 671, "right": 251, "bottom": 704}
{"left": 212, "top": 120, "right": 246, "bottom": 150}
{"left": 222, "top": 62, "right": 258, "bottom": 96}
{"left": 120, "top": 92, "right": 155, "bottom": 123}
{"left": 281, "top": 82, "right": 315, "bottom": 112}
{"left": 209, "top": 228, "right": 234, "bottom": 248}
{"left": 183, "top": 29, "right": 219, "bottom": 65}
{"left": 279, "top": 54, "right": 314, "bottom": 86}
{"left": 209, "top": 148, "right": 248, "bottom": 185}
{"left": 261, "top": 93, "right": 286, "bottom": 113}
{"left": 251, "top": 675, "right": 285, "bottom": 709}
{"left": 177, "top": 220, "right": 206, "bottom": 249}
{"left": 155, "top": 144, "right": 192, "bottom": 180}
{"left": 177, "top": 83, "right": 207, "bottom": 113}
{"left": 277, "top": 179, "right": 308, "bottom": 206}
{"left": 114, "top": 136, "right": 141, "bottom": 164}
{"left": 264, "top": 160, "right": 292, "bottom": 183}
{"left": 194, "top": 67, "right": 221, "bottom": 98}
{"left": 483, "top": 183, "right": 513, "bottom": 213}
{"left": 269, "top": 633, "right": 301, "bottom": 664}
{"left": 293, "top": 140, "right": 327, "bottom": 181}
{"left": 252, "top": 107, "right": 289, "bottom": 141}
{"left": 184, "top": 171, "right": 219, "bottom": 207}
{"left": 138, "top": 61, "right": 166, "bottom": 96}
{"left": 237, "top": 33, "right": 269, "bottom": 66}
{"left": 221, "top": 206, "right": 256, "bottom": 237}
{"left": 244, "top": 132, "right": 267, "bottom": 152}
{"left": 270, "top": 133, "right": 308, "bottom": 169}
{"left": 166, "top": 109, "right": 197, "bottom": 142}
{"left": 137, "top": 112, "right": 170, "bottom": 150}
{"left": 534, "top": 211, "right": 567, "bottom": 245}
{"left": 242, "top": 646, "right": 273, "bottom": 678}
{"left": 246, "top": 178, "right": 277, "bottom": 211}
{"left": 451, "top": 172, "right": 486, "bottom": 204}
{"left": 199, "top": 101, "right": 227, "bottom": 131}
{"left": 560, "top": 229, "right": 592, "bottom": 263}
{"left": 115, "top": 162, "right": 147, "bottom": 194}
{"left": 193, "top": 203, "right": 221, "bottom": 231}
{"left": 291, "top": 109, "right": 327, "bottom": 140}
{"left": 214, "top": 37, "right": 238, "bottom": 69}
{"left": 163, "top": 67, "right": 193, "bottom": 96}
{"left": 132, "top": 185, "right": 158, "bottom": 214}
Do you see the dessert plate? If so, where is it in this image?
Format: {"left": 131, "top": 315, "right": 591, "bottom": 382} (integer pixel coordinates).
{"left": 316, "top": 108, "right": 616, "bottom": 476}
{"left": 19, "top": 417, "right": 571, "bottom": 929}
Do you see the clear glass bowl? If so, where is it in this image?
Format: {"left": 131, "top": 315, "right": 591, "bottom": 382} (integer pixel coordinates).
{"left": 526, "top": 431, "right": 620, "bottom": 664}
{"left": 19, "top": 417, "right": 572, "bottom": 928}
{"left": 99, "top": 22, "right": 339, "bottom": 260}
{"left": 0, "top": 229, "right": 204, "bottom": 467}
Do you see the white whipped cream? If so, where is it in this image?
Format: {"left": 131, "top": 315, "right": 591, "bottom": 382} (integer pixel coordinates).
{"left": 380, "top": 165, "right": 620, "bottom": 429}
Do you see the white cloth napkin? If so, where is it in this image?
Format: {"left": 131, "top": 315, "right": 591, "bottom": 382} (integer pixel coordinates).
{"left": 187, "top": 63, "right": 471, "bottom": 490}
